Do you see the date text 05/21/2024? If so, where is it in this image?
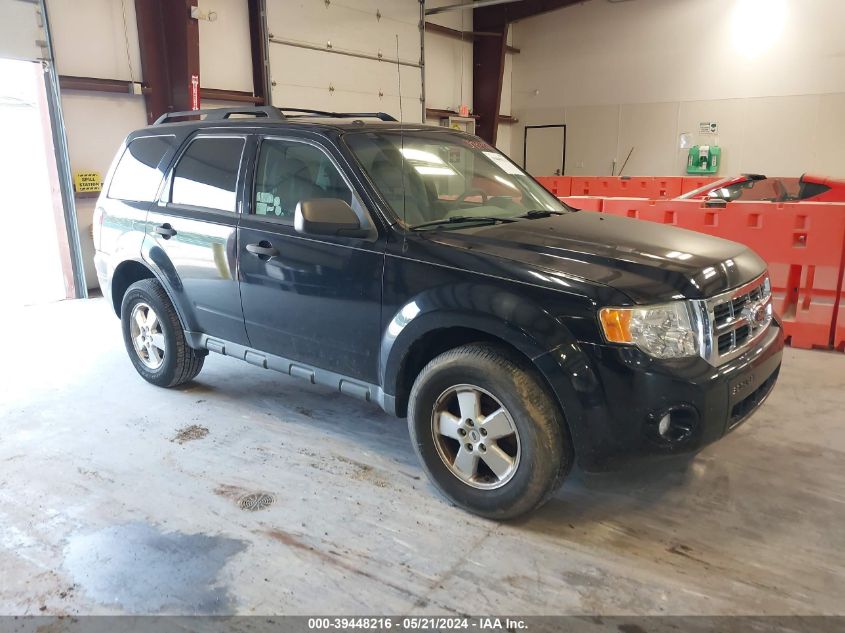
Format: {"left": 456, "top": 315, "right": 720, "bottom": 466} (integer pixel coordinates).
{"left": 307, "top": 617, "right": 528, "bottom": 631}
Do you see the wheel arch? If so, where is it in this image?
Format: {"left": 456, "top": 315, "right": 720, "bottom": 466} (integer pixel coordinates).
{"left": 110, "top": 260, "right": 155, "bottom": 316}
{"left": 382, "top": 290, "right": 577, "bottom": 419}
{"left": 110, "top": 260, "right": 190, "bottom": 333}
{"left": 390, "top": 323, "right": 579, "bottom": 465}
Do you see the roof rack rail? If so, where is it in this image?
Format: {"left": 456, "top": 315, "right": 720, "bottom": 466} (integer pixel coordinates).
{"left": 275, "top": 107, "right": 397, "bottom": 122}
{"left": 152, "top": 105, "right": 398, "bottom": 126}
{"left": 153, "top": 106, "right": 284, "bottom": 125}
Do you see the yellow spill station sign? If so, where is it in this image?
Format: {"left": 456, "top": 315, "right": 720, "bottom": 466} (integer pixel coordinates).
{"left": 73, "top": 171, "right": 102, "bottom": 193}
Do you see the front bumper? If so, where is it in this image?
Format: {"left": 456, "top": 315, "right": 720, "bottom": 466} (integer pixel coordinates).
{"left": 536, "top": 321, "right": 784, "bottom": 471}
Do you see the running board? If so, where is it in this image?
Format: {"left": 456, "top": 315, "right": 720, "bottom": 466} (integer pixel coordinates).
{"left": 184, "top": 332, "right": 397, "bottom": 416}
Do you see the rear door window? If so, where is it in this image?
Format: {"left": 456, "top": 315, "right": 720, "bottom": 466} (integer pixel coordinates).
{"left": 108, "top": 135, "right": 176, "bottom": 202}
{"left": 170, "top": 136, "right": 246, "bottom": 212}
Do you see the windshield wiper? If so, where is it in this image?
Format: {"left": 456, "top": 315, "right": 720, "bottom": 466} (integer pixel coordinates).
{"left": 516, "top": 209, "right": 564, "bottom": 219}
{"left": 410, "top": 216, "right": 516, "bottom": 231}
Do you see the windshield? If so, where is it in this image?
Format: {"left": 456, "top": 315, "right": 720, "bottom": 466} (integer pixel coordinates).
{"left": 344, "top": 130, "right": 566, "bottom": 228}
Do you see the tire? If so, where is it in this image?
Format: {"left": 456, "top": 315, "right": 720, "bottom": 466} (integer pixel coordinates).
{"left": 120, "top": 279, "right": 205, "bottom": 388}
{"left": 408, "top": 343, "right": 571, "bottom": 520}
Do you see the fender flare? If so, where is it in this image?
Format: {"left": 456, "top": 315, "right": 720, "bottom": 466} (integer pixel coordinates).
{"left": 379, "top": 283, "right": 584, "bottom": 396}
{"left": 110, "top": 257, "right": 192, "bottom": 334}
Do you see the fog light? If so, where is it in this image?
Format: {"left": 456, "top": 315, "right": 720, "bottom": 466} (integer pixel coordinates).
{"left": 658, "top": 413, "right": 671, "bottom": 438}
{"left": 647, "top": 406, "right": 698, "bottom": 446}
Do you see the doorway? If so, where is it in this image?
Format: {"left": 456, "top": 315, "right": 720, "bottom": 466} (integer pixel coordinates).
{"left": 523, "top": 124, "right": 566, "bottom": 177}
{"left": 0, "top": 58, "right": 68, "bottom": 307}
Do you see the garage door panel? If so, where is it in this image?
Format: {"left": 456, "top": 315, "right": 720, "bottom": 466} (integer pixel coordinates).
{"left": 267, "top": 1, "right": 420, "bottom": 62}
{"left": 0, "top": 0, "right": 46, "bottom": 62}
{"left": 271, "top": 46, "right": 417, "bottom": 97}
{"left": 271, "top": 91, "right": 421, "bottom": 125}
{"left": 326, "top": 0, "right": 419, "bottom": 24}
{"left": 266, "top": 0, "right": 423, "bottom": 125}
{"left": 271, "top": 83, "right": 406, "bottom": 119}
{"left": 269, "top": 45, "right": 421, "bottom": 122}
{"left": 268, "top": 0, "right": 419, "bottom": 29}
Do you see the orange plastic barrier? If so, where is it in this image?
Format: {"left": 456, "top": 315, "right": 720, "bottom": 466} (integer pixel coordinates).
{"left": 836, "top": 308, "right": 845, "bottom": 351}
{"left": 571, "top": 177, "right": 647, "bottom": 197}
{"left": 537, "top": 176, "right": 722, "bottom": 198}
{"left": 596, "top": 198, "right": 845, "bottom": 351}
{"left": 680, "top": 176, "right": 720, "bottom": 194}
{"left": 653, "top": 178, "right": 684, "bottom": 198}
{"left": 837, "top": 297, "right": 845, "bottom": 351}
{"left": 561, "top": 177, "right": 683, "bottom": 198}
{"left": 559, "top": 196, "right": 604, "bottom": 211}
{"left": 535, "top": 176, "right": 572, "bottom": 196}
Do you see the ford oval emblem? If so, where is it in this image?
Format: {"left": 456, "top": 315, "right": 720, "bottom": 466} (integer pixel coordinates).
{"left": 750, "top": 303, "right": 767, "bottom": 325}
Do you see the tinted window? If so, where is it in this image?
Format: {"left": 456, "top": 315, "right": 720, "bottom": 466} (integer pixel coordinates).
{"left": 171, "top": 136, "right": 245, "bottom": 212}
{"left": 108, "top": 135, "right": 176, "bottom": 202}
{"left": 253, "top": 139, "right": 352, "bottom": 221}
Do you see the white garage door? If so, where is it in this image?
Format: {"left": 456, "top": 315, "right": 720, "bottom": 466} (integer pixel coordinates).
{"left": 266, "top": 0, "right": 424, "bottom": 123}
{"left": 0, "top": 0, "right": 47, "bottom": 62}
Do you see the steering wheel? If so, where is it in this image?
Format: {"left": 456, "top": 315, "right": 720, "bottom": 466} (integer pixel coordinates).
{"left": 456, "top": 189, "right": 488, "bottom": 204}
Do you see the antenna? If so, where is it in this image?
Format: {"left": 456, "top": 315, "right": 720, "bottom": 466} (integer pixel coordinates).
{"left": 396, "top": 34, "right": 404, "bottom": 125}
{"left": 396, "top": 33, "right": 407, "bottom": 228}
{"left": 459, "top": 6, "right": 465, "bottom": 112}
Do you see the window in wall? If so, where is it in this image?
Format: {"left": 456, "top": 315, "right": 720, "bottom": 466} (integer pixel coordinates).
{"left": 253, "top": 139, "right": 352, "bottom": 221}
{"left": 108, "top": 135, "right": 177, "bottom": 202}
{"left": 171, "top": 136, "right": 245, "bottom": 212}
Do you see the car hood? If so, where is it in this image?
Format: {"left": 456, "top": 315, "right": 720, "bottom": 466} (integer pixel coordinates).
{"left": 427, "top": 212, "right": 767, "bottom": 303}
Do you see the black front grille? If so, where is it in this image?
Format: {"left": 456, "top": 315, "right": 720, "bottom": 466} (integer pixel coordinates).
{"left": 713, "top": 284, "right": 766, "bottom": 327}
{"left": 710, "top": 278, "right": 771, "bottom": 359}
{"left": 717, "top": 324, "right": 751, "bottom": 353}
{"left": 713, "top": 302, "right": 731, "bottom": 323}
{"left": 729, "top": 366, "right": 780, "bottom": 429}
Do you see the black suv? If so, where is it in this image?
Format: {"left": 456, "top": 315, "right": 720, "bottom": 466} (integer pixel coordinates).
{"left": 94, "top": 106, "right": 783, "bottom": 519}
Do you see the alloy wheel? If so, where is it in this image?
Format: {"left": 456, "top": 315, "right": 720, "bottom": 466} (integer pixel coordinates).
{"left": 129, "top": 302, "right": 166, "bottom": 370}
{"left": 431, "top": 384, "right": 521, "bottom": 490}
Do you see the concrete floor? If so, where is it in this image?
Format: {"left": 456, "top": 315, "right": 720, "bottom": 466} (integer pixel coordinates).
{"left": 1, "top": 298, "right": 843, "bottom": 616}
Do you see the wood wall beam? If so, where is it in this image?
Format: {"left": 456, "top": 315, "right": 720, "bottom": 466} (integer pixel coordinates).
{"left": 424, "top": 21, "right": 520, "bottom": 53}
{"left": 247, "top": 0, "right": 270, "bottom": 105}
{"left": 200, "top": 88, "right": 264, "bottom": 104}
{"left": 59, "top": 75, "right": 149, "bottom": 95}
{"left": 134, "top": 0, "right": 200, "bottom": 124}
{"left": 479, "top": 0, "right": 584, "bottom": 23}
{"left": 472, "top": 0, "right": 582, "bottom": 144}
{"left": 471, "top": 18, "right": 507, "bottom": 144}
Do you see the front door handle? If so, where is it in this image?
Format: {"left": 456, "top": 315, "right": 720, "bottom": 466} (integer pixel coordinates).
{"left": 154, "top": 223, "right": 177, "bottom": 238}
{"left": 246, "top": 241, "right": 279, "bottom": 258}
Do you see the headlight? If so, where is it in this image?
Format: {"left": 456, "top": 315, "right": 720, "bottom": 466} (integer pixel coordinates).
{"left": 599, "top": 301, "right": 698, "bottom": 359}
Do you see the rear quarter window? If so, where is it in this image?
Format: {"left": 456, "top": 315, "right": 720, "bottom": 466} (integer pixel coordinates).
{"left": 108, "top": 135, "right": 177, "bottom": 202}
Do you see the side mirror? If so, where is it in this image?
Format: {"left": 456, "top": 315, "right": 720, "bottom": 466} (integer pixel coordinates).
{"left": 294, "top": 198, "right": 366, "bottom": 237}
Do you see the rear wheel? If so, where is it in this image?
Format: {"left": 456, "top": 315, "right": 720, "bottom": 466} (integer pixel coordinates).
{"left": 120, "top": 279, "right": 205, "bottom": 387}
{"left": 408, "top": 343, "right": 571, "bottom": 519}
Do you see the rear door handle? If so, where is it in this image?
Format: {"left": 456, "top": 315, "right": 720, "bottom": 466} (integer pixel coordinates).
{"left": 246, "top": 241, "right": 279, "bottom": 258}
{"left": 154, "top": 223, "right": 177, "bottom": 238}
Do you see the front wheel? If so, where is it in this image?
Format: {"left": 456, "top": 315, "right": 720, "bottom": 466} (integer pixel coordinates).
{"left": 408, "top": 343, "right": 571, "bottom": 519}
{"left": 120, "top": 279, "right": 205, "bottom": 387}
